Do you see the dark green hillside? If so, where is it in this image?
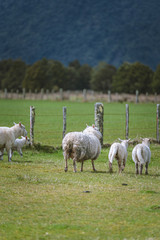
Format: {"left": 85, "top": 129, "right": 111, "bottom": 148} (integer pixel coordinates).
{"left": 0, "top": 0, "right": 160, "bottom": 69}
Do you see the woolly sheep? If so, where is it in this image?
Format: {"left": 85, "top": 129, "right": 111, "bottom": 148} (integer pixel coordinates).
{"left": 62, "top": 124, "right": 102, "bottom": 172}
{"left": 0, "top": 122, "right": 27, "bottom": 162}
{"left": 11, "top": 136, "right": 30, "bottom": 158}
{"left": 108, "top": 138, "right": 130, "bottom": 173}
{"left": 132, "top": 138, "right": 151, "bottom": 175}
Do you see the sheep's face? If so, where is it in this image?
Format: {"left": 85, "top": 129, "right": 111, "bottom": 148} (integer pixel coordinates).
{"left": 21, "top": 136, "right": 30, "bottom": 146}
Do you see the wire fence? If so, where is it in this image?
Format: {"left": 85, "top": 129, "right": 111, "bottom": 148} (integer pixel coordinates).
{"left": 29, "top": 103, "right": 159, "bottom": 147}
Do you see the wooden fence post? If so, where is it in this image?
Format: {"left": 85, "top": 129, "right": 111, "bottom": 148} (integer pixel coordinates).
{"left": 59, "top": 88, "right": 63, "bottom": 100}
{"left": 63, "top": 107, "right": 67, "bottom": 139}
{"left": 126, "top": 104, "right": 129, "bottom": 139}
{"left": 83, "top": 89, "right": 87, "bottom": 101}
{"left": 156, "top": 104, "right": 160, "bottom": 143}
{"left": 30, "top": 106, "right": 35, "bottom": 146}
{"left": 95, "top": 102, "right": 104, "bottom": 146}
{"left": 108, "top": 90, "right": 111, "bottom": 103}
{"left": 136, "top": 90, "right": 139, "bottom": 104}
{"left": 4, "top": 88, "right": 7, "bottom": 99}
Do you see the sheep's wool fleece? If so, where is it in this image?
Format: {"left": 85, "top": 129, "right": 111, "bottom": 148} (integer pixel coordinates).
{"left": 62, "top": 126, "right": 102, "bottom": 162}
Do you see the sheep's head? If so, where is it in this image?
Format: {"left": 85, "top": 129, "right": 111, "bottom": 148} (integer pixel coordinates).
{"left": 21, "top": 136, "right": 31, "bottom": 146}
{"left": 84, "top": 124, "right": 102, "bottom": 140}
{"left": 141, "top": 137, "right": 151, "bottom": 147}
{"left": 13, "top": 122, "right": 27, "bottom": 137}
{"left": 118, "top": 138, "right": 131, "bottom": 148}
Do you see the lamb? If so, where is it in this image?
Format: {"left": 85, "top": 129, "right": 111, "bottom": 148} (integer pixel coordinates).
{"left": 108, "top": 138, "right": 130, "bottom": 173}
{"left": 62, "top": 124, "right": 102, "bottom": 172}
{"left": 132, "top": 138, "right": 151, "bottom": 175}
{"left": 11, "top": 136, "right": 30, "bottom": 158}
{"left": 0, "top": 122, "right": 27, "bottom": 162}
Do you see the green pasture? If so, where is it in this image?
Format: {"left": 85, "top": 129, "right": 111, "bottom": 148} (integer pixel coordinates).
{"left": 0, "top": 99, "right": 160, "bottom": 240}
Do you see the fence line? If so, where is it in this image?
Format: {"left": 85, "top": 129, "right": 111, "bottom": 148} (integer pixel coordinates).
{"left": 29, "top": 103, "right": 159, "bottom": 146}
{"left": 0, "top": 88, "right": 160, "bottom": 103}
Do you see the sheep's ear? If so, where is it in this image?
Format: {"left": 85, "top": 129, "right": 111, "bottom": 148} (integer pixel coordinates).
{"left": 140, "top": 137, "right": 144, "bottom": 141}
{"left": 92, "top": 124, "right": 95, "bottom": 128}
{"left": 118, "top": 138, "right": 122, "bottom": 142}
{"left": 13, "top": 122, "right": 16, "bottom": 125}
{"left": 19, "top": 122, "right": 21, "bottom": 127}
{"left": 127, "top": 138, "right": 131, "bottom": 142}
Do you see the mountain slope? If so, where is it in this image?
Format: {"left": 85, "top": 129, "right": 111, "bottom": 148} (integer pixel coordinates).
{"left": 0, "top": 0, "right": 160, "bottom": 69}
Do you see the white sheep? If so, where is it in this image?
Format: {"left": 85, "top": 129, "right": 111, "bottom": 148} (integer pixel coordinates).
{"left": 132, "top": 138, "right": 151, "bottom": 175}
{"left": 0, "top": 122, "right": 27, "bottom": 162}
{"left": 108, "top": 138, "right": 130, "bottom": 173}
{"left": 62, "top": 124, "right": 102, "bottom": 172}
{"left": 11, "top": 136, "right": 30, "bottom": 158}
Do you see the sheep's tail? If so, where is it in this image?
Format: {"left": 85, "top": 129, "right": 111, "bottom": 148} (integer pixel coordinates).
{"left": 109, "top": 145, "right": 118, "bottom": 163}
{"left": 137, "top": 148, "right": 145, "bottom": 164}
{"left": 63, "top": 139, "right": 73, "bottom": 156}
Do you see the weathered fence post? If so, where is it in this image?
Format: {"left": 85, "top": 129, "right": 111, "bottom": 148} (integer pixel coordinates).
{"left": 83, "top": 89, "right": 87, "bottom": 101}
{"left": 95, "top": 102, "right": 104, "bottom": 146}
{"left": 30, "top": 106, "right": 35, "bottom": 146}
{"left": 63, "top": 106, "right": 67, "bottom": 139}
{"left": 4, "top": 88, "right": 7, "bottom": 99}
{"left": 156, "top": 104, "right": 160, "bottom": 143}
{"left": 108, "top": 90, "right": 111, "bottom": 103}
{"left": 136, "top": 90, "right": 139, "bottom": 104}
{"left": 59, "top": 88, "right": 63, "bottom": 100}
{"left": 126, "top": 104, "right": 129, "bottom": 139}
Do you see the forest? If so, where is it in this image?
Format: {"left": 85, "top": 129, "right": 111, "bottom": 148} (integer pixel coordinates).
{"left": 0, "top": 58, "right": 160, "bottom": 94}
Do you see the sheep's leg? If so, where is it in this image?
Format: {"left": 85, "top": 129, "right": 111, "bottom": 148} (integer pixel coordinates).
{"left": 139, "top": 164, "right": 143, "bottom": 175}
{"left": 8, "top": 149, "right": 12, "bottom": 162}
{"left": 0, "top": 149, "right": 4, "bottom": 160}
{"left": 109, "top": 161, "right": 113, "bottom": 173}
{"left": 135, "top": 163, "right": 139, "bottom": 174}
{"left": 122, "top": 158, "right": 126, "bottom": 171}
{"left": 145, "top": 162, "right": 148, "bottom": 175}
{"left": 73, "top": 158, "right": 77, "bottom": 172}
{"left": 118, "top": 160, "right": 122, "bottom": 173}
{"left": 64, "top": 153, "right": 68, "bottom": 172}
{"left": 91, "top": 160, "right": 96, "bottom": 172}
{"left": 19, "top": 149, "right": 23, "bottom": 157}
{"left": 81, "top": 161, "right": 84, "bottom": 172}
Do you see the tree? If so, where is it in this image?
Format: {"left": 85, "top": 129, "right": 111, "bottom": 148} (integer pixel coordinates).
{"left": 152, "top": 64, "right": 160, "bottom": 93}
{"left": 0, "top": 59, "right": 27, "bottom": 91}
{"left": 90, "top": 62, "right": 116, "bottom": 92}
{"left": 112, "top": 62, "right": 154, "bottom": 93}
{"left": 23, "top": 58, "right": 66, "bottom": 91}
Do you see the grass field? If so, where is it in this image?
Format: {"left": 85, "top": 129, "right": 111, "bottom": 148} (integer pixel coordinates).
{"left": 0, "top": 99, "right": 160, "bottom": 240}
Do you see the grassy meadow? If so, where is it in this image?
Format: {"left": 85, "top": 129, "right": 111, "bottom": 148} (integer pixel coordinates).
{"left": 0, "top": 99, "right": 160, "bottom": 240}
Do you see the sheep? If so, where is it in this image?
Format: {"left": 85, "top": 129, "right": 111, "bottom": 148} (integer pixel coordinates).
{"left": 11, "top": 136, "right": 30, "bottom": 158}
{"left": 0, "top": 122, "right": 27, "bottom": 162}
{"left": 108, "top": 138, "right": 130, "bottom": 173}
{"left": 62, "top": 124, "right": 102, "bottom": 172}
{"left": 132, "top": 138, "right": 151, "bottom": 175}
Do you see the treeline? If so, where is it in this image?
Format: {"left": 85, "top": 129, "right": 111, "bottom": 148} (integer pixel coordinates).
{"left": 0, "top": 58, "right": 160, "bottom": 93}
